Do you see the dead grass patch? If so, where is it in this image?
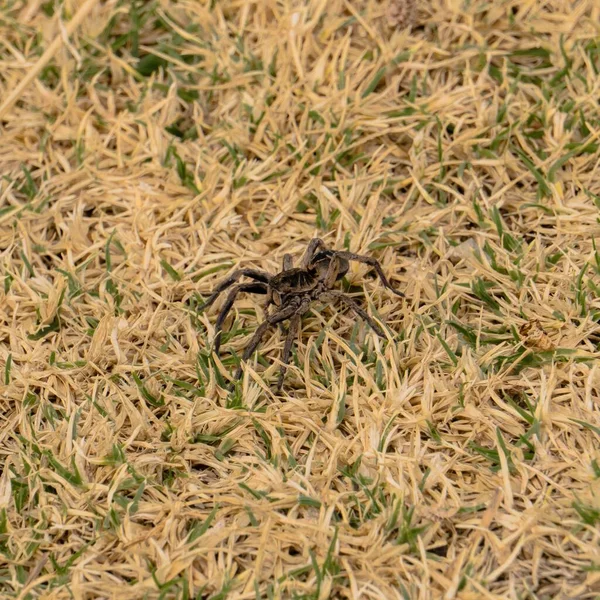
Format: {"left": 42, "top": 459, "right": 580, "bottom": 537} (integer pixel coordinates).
{"left": 1, "top": 0, "right": 600, "bottom": 598}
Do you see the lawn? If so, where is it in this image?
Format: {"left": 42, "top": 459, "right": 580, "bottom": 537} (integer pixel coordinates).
{"left": 0, "top": 0, "right": 599, "bottom": 598}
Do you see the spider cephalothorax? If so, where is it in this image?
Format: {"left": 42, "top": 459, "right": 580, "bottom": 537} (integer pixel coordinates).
{"left": 198, "top": 238, "right": 404, "bottom": 390}
{"left": 267, "top": 250, "right": 349, "bottom": 306}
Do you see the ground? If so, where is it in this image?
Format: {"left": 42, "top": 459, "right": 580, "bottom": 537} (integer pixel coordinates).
{"left": 0, "top": 0, "right": 599, "bottom": 598}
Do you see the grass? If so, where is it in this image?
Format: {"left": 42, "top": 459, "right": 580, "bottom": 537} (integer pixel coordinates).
{"left": 0, "top": 0, "right": 600, "bottom": 598}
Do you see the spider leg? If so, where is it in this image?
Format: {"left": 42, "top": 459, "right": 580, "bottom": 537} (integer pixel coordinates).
{"left": 232, "top": 302, "right": 300, "bottom": 384}
{"left": 323, "top": 254, "right": 343, "bottom": 288}
{"left": 321, "top": 291, "right": 386, "bottom": 337}
{"left": 198, "top": 268, "right": 272, "bottom": 311}
{"left": 300, "top": 238, "right": 327, "bottom": 268}
{"left": 282, "top": 254, "right": 294, "bottom": 270}
{"left": 276, "top": 251, "right": 293, "bottom": 334}
{"left": 333, "top": 252, "right": 404, "bottom": 297}
{"left": 213, "top": 282, "right": 268, "bottom": 355}
{"left": 276, "top": 314, "right": 301, "bottom": 392}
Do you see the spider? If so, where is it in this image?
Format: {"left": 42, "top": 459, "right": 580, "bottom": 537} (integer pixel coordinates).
{"left": 198, "top": 238, "right": 404, "bottom": 390}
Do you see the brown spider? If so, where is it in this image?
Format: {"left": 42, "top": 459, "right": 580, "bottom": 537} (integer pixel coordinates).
{"left": 198, "top": 238, "right": 404, "bottom": 390}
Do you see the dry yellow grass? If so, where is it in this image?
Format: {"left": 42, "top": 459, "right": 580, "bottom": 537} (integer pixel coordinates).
{"left": 1, "top": 0, "right": 600, "bottom": 598}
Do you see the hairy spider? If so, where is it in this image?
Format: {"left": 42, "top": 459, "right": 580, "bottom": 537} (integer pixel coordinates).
{"left": 198, "top": 238, "right": 404, "bottom": 390}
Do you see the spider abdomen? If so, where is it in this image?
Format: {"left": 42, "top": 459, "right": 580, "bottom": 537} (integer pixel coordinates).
{"left": 311, "top": 251, "right": 349, "bottom": 281}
